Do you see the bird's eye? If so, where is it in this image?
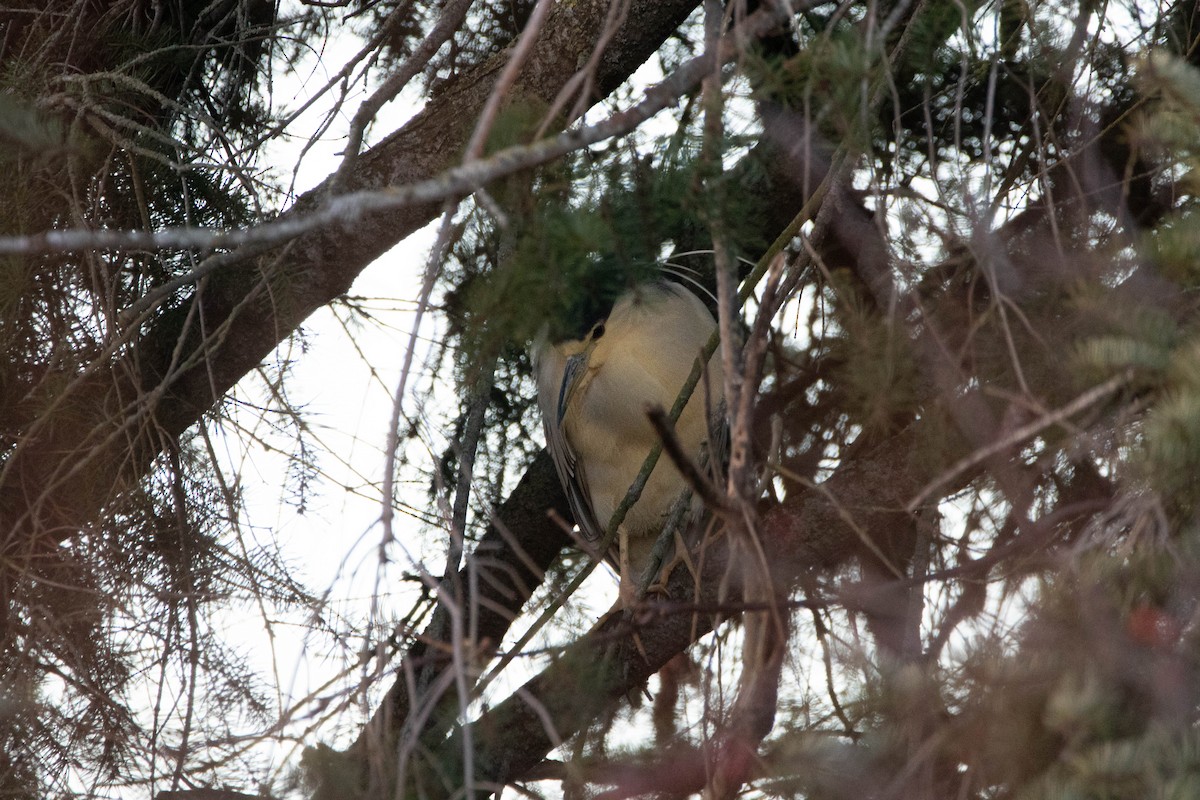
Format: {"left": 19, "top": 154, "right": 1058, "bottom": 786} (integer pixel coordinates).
{"left": 591, "top": 323, "right": 605, "bottom": 340}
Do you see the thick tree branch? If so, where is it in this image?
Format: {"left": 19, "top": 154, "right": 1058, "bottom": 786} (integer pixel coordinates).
{"left": 350, "top": 450, "right": 570, "bottom": 760}
{"left": 0, "top": 0, "right": 703, "bottom": 570}
{"left": 430, "top": 425, "right": 931, "bottom": 790}
{"left": 417, "top": 81, "right": 1169, "bottom": 791}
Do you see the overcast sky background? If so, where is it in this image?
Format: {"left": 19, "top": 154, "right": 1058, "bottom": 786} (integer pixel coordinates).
{"left": 203, "top": 18, "right": 625, "bottom": 783}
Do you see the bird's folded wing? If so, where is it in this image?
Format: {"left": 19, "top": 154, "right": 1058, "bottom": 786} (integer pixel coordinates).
{"left": 534, "top": 349, "right": 606, "bottom": 544}
{"left": 542, "top": 414, "right": 605, "bottom": 543}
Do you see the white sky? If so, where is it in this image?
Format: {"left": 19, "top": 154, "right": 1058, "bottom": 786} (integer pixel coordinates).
{"left": 199, "top": 17, "right": 629, "bottom": 788}
{"left": 204, "top": 26, "right": 445, "bottom": 781}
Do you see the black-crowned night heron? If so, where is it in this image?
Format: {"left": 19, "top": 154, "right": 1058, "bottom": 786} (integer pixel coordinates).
{"left": 534, "top": 279, "right": 724, "bottom": 604}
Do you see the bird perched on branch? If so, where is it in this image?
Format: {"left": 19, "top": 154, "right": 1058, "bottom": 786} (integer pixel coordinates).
{"left": 534, "top": 279, "right": 724, "bottom": 604}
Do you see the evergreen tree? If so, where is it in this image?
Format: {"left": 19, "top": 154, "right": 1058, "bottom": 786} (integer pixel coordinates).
{"left": 3, "top": 1, "right": 1200, "bottom": 798}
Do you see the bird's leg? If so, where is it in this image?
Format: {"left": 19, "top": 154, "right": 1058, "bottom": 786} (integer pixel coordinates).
{"left": 614, "top": 523, "right": 654, "bottom": 662}
{"left": 644, "top": 527, "right": 696, "bottom": 598}
{"left": 618, "top": 523, "right": 637, "bottom": 609}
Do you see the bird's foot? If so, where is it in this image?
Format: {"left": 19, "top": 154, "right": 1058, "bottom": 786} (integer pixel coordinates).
{"left": 642, "top": 545, "right": 696, "bottom": 600}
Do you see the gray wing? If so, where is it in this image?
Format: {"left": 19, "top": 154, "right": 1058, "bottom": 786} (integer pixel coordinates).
{"left": 533, "top": 343, "right": 606, "bottom": 544}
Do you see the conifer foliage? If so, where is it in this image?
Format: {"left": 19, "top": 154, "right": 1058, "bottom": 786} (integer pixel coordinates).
{"left": 2, "top": 1, "right": 1200, "bottom": 798}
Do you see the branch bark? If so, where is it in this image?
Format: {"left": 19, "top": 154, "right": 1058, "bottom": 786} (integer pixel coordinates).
{"left": 0, "top": 0, "right": 702, "bottom": 584}
{"left": 350, "top": 451, "right": 570, "bottom": 769}
{"left": 428, "top": 425, "right": 930, "bottom": 791}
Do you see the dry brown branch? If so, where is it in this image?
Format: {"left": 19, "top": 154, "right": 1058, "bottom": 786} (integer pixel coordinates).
{"left": 0, "top": 0, "right": 706, "bottom": 590}
{"left": 427, "top": 424, "right": 931, "bottom": 790}
{"left": 331, "top": 0, "right": 478, "bottom": 190}
{"left": 645, "top": 404, "right": 729, "bottom": 515}
{"left": 350, "top": 450, "right": 569, "bottom": 757}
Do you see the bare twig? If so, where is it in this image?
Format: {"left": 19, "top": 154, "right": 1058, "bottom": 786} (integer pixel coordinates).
{"left": 646, "top": 403, "right": 730, "bottom": 514}
{"left": 905, "top": 369, "right": 1133, "bottom": 513}
{"left": 331, "top": 0, "right": 477, "bottom": 190}
{"left": 461, "top": 0, "right": 555, "bottom": 162}
{"left": 0, "top": 0, "right": 815, "bottom": 259}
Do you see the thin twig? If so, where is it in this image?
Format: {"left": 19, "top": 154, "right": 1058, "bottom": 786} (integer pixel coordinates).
{"left": 0, "top": 0, "right": 815, "bottom": 259}
{"left": 905, "top": 368, "right": 1133, "bottom": 512}
{"left": 462, "top": 0, "right": 555, "bottom": 162}
{"left": 331, "top": 0, "right": 476, "bottom": 190}
{"left": 646, "top": 404, "right": 730, "bottom": 515}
